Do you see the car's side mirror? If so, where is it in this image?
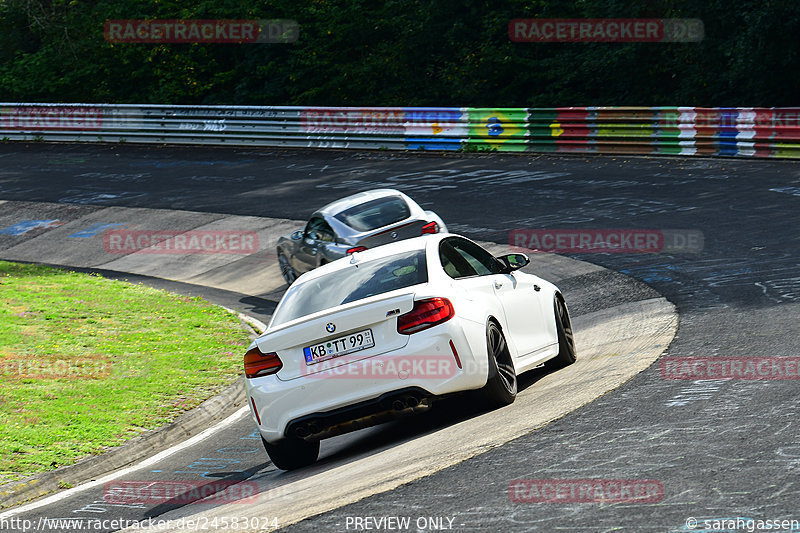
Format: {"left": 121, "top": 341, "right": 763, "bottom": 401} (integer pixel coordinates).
{"left": 497, "top": 253, "right": 530, "bottom": 272}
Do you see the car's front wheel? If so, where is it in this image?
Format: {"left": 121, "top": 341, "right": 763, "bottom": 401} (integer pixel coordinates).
{"left": 262, "top": 437, "right": 319, "bottom": 470}
{"left": 546, "top": 294, "right": 577, "bottom": 369}
{"left": 481, "top": 321, "right": 517, "bottom": 407}
{"left": 277, "top": 250, "right": 297, "bottom": 286}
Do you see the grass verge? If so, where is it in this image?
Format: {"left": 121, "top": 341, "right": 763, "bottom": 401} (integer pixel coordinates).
{"left": 0, "top": 261, "right": 250, "bottom": 485}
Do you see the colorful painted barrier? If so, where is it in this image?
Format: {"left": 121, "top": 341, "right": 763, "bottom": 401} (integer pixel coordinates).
{"left": 1, "top": 104, "right": 798, "bottom": 158}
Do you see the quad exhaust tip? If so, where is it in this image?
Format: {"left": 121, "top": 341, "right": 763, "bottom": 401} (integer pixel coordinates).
{"left": 392, "top": 395, "right": 422, "bottom": 411}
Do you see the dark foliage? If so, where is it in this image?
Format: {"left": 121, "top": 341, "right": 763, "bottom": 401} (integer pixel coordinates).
{"left": 1, "top": 0, "right": 797, "bottom": 105}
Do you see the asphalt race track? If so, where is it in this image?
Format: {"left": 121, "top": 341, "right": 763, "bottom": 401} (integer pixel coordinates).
{"left": 1, "top": 144, "right": 799, "bottom": 532}
{"left": 0, "top": 200, "right": 674, "bottom": 532}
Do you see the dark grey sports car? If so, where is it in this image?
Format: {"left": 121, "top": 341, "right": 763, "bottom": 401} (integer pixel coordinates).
{"left": 276, "top": 189, "right": 447, "bottom": 285}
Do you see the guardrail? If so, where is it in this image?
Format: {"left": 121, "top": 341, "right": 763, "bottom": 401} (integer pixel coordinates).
{"left": 1, "top": 104, "right": 798, "bottom": 158}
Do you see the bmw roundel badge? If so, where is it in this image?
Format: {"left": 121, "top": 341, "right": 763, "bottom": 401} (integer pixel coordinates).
{"left": 326, "top": 322, "right": 336, "bottom": 333}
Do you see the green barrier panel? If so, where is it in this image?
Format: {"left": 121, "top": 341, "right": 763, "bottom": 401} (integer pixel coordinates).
{"left": 773, "top": 143, "right": 800, "bottom": 157}
{"left": 467, "top": 108, "right": 528, "bottom": 152}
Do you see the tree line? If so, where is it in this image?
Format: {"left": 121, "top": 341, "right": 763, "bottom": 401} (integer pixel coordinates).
{"left": 0, "top": 0, "right": 797, "bottom": 106}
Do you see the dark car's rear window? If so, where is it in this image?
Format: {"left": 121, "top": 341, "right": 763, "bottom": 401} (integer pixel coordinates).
{"left": 271, "top": 249, "right": 428, "bottom": 326}
{"left": 334, "top": 196, "right": 411, "bottom": 232}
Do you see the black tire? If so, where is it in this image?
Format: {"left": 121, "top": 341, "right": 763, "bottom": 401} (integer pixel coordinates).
{"left": 277, "top": 250, "right": 297, "bottom": 286}
{"left": 546, "top": 294, "right": 577, "bottom": 369}
{"left": 481, "top": 321, "right": 517, "bottom": 407}
{"left": 262, "top": 437, "right": 319, "bottom": 470}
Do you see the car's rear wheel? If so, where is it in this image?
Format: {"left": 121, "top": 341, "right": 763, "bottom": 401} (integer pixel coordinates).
{"left": 481, "top": 321, "right": 517, "bottom": 407}
{"left": 277, "top": 250, "right": 297, "bottom": 285}
{"left": 546, "top": 294, "right": 577, "bottom": 369}
{"left": 262, "top": 437, "right": 319, "bottom": 470}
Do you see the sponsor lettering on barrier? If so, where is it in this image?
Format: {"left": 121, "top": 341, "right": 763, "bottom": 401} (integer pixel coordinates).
{"left": 0, "top": 107, "right": 103, "bottom": 130}
{"left": 301, "top": 109, "right": 406, "bottom": 133}
{"left": 103, "top": 230, "right": 258, "bottom": 255}
{"left": 661, "top": 109, "right": 800, "bottom": 129}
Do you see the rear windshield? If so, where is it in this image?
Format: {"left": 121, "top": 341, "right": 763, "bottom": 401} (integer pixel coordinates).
{"left": 334, "top": 196, "right": 411, "bottom": 232}
{"left": 271, "top": 250, "right": 428, "bottom": 326}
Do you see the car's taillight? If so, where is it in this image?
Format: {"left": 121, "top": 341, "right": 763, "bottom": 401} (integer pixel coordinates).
{"left": 421, "top": 221, "right": 438, "bottom": 234}
{"left": 397, "top": 297, "right": 454, "bottom": 334}
{"left": 347, "top": 246, "right": 367, "bottom": 255}
{"left": 244, "top": 346, "right": 282, "bottom": 378}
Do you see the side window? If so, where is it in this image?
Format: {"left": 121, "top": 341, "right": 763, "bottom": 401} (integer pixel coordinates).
{"left": 303, "top": 218, "right": 319, "bottom": 238}
{"left": 446, "top": 238, "right": 502, "bottom": 277}
{"left": 439, "top": 240, "right": 478, "bottom": 279}
{"left": 305, "top": 217, "right": 336, "bottom": 242}
{"left": 315, "top": 220, "right": 335, "bottom": 242}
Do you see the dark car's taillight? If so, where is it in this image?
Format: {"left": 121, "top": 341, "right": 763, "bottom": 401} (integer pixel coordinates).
{"left": 244, "top": 346, "right": 282, "bottom": 378}
{"left": 347, "top": 246, "right": 368, "bottom": 255}
{"left": 397, "top": 297, "right": 454, "bottom": 334}
{"left": 421, "top": 221, "right": 438, "bottom": 234}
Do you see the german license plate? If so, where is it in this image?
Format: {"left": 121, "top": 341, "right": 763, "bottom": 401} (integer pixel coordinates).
{"left": 303, "top": 329, "right": 375, "bottom": 365}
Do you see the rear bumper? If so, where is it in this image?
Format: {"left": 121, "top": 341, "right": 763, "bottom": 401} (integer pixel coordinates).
{"left": 286, "top": 386, "right": 434, "bottom": 441}
{"left": 247, "top": 320, "right": 489, "bottom": 443}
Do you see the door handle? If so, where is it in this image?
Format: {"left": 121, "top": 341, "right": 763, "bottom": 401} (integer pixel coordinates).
{"left": 494, "top": 281, "right": 503, "bottom": 289}
{"left": 533, "top": 284, "right": 541, "bottom": 292}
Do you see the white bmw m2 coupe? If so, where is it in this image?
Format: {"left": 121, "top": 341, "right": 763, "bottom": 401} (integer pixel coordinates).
{"left": 244, "top": 234, "right": 576, "bottom": 469}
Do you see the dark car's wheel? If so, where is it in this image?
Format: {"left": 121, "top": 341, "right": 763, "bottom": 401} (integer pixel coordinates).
{"left": 277, "top": 250, "right": 297, "bottom": 285}
{"left": 262, "top": 437, "right": 319, "bottom": 470}
{"left": 481, "top": 321, "right": 517, "bottom": 407}
{"left": 546, "top": 294, "right": 577, "bottom": 369}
